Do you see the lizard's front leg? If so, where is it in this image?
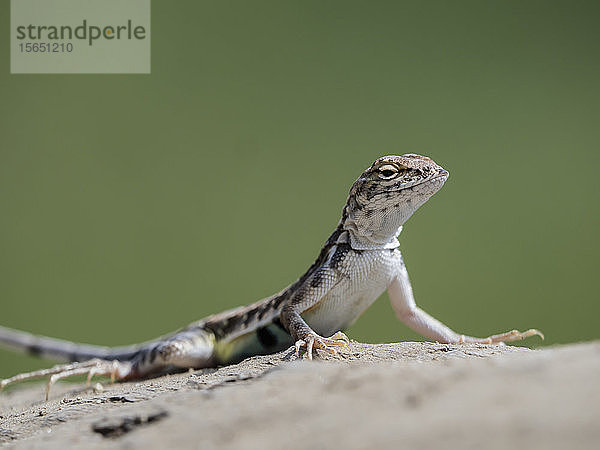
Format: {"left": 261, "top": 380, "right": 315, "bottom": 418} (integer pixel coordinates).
{"left": 388, "top": 260, "right": 543, "bottom": 345}
{"left": 280, "top": 268, "right": 349, "bottom": 360}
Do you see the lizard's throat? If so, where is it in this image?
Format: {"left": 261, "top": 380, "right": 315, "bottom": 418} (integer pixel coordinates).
{"left": 342, "top": 197, "right": 428, "bottom": 250}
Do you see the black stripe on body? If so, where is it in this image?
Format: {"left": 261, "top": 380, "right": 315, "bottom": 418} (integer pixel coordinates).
{"left": 256, "top": 326, "right": 278, "bottom": 349}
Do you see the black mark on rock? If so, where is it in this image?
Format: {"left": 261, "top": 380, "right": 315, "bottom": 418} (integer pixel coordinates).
{"left": 92, "top": 410, "right": 168, "bottom": 438}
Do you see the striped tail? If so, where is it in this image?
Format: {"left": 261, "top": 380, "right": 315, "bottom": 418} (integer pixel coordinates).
{"left": 0, "top": 325, "right": 140, "bottom": 363}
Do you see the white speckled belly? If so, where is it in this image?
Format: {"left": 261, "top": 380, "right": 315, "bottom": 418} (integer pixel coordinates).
{"left": 302, "top": 248, "right": 403, "bottom": 337}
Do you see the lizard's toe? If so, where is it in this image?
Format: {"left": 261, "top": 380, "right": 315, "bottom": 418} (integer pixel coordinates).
{"left": 482, "top": 328, "right": 544, "bottom": 344}
{"left": 325, "top": 331, "right": 350, "bottom": 346}
{"left": 293, "top": 336, "right": 317, "bottom": 360}
{"left": 294, "top": 339, "right": 307, "bottom": 358}
{"left": 294, "top": 331, "right": 349, "bottom": 360}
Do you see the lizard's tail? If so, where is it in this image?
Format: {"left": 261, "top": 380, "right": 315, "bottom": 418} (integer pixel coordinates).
{"left": 0, "top": 325, "right": 141, "bottom": 362}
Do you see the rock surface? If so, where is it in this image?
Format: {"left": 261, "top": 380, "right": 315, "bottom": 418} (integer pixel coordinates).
{"left": 1, "top": 341, "right": 599, "bottom": 449}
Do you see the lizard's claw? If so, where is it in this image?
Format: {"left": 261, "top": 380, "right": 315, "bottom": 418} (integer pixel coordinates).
{"left": 294, "top": 331, "right": 350, "bottom": 360}
{"left": 472, "top": 328, "right": 544, "bottom": 345}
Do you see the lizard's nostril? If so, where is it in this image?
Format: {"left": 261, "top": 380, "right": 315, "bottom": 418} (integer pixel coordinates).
{"left": 438, "top": 169, "right": 449, "bottom": 177}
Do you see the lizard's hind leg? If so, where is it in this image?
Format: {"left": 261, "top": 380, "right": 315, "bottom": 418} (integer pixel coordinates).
{"left": 0, "top": 359, "right": 133, "bottom": 400}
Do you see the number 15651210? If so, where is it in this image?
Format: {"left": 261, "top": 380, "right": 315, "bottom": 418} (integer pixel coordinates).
{"left": 19, "top": 42, "right": 73, "bottom": 53}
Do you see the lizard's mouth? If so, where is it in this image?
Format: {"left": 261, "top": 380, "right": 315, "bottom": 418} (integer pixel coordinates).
{"left": 392, "top": 171, "right": 448, "bottom": 192}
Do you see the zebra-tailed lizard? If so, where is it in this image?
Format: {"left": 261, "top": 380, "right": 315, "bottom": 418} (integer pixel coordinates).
{"left": 0, "top": 154, "right": 542, "bottom": 399}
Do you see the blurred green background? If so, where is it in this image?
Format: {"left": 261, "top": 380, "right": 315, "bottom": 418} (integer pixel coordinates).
{"left": 1, "top": 1, "right": 599, "bottom": 378}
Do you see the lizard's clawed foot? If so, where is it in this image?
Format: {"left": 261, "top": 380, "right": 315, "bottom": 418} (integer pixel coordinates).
{"left": 294, "top": 331, "right": 350, "bottom": 360}
{"left": 0, "top": 359, "right": 132, "bottom": 401}
{"left": 462, "top": 328, "right": 544, "bottom": 345}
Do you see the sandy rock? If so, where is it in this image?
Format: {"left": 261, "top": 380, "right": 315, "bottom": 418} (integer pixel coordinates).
{"left": 1, "top": 341, "right": 598, "bottom": 449}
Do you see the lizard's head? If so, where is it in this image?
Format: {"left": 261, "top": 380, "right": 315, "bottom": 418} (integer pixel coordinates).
{"left": 357, "top": 154, "right": 449, "bottom": 199}
{"left": 341, "top": 154, "right": 449, "bottom": 249}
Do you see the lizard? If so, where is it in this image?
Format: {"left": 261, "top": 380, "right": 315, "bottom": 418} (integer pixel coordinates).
{"left": 0, "top": 154, "right": 542, "bottom": 399}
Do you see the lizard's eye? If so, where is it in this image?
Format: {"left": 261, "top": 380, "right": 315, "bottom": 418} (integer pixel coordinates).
{"left": 377, "top": 165, "right": 399, "bottom": 179}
